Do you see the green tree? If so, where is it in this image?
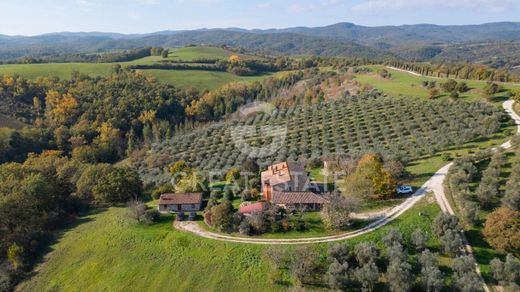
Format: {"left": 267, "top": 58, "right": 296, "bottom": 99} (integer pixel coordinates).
{"left": 439, "top": 229, "right": 463, "bottom": 255}
{"left": 411, "top": 228, "right": 429, "bottom": 251}
{"left": 441, "top": 79, "right": 458, "bottom": 92}
{"left": 209, "top": 200, "right": 234, "bottom": 232}
{"left": 225, "top": 167, "right": 241, "bottom": 182}
{"left": 321, "top": 194, "right": 359, "bottom": 230}
{"left": 327, "top": 259, "right": 349, "bottom": 290}
{"left": 7, "top": 243, "right": 24, "bottom": 270}
{"left": 386, "top": 259, "right": 413, "bottom": 292}
{"left": 354, "top": 242, "right": 379, "bottom": 266}
{"left": 92, "top": 167, "right": 143, "bottom": 204}
{"left": 354, "top": 261, "right": 379, "bottom": 292}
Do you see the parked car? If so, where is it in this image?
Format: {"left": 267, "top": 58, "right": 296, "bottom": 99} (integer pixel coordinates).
{"left": 188, "top": 211, "right": 196, "bottom": 221}
{"left": 176, "top": 212, "right": 186, "bottom": 221}
{"left": 397, "top": 185, "right": 413, "bottom": 195}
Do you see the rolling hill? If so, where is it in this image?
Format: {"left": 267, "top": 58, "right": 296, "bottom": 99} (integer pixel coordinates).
{"left": 2, "top": 22, "right": 520, "bottom": 64}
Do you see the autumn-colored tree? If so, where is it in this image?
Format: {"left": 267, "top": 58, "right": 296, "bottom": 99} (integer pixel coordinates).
{"left": 138, "top": 110, "right": 157, "bottom": 125}
{"left": 169, "top": 160, "right": 191, "bottom": 177}
{"left": 428, "top": 87, "right": 440, "bottom": 99}
{"left": 229, "top": 54, "right": 241, "bottom": 63}
{"left": 45, "top": 90, "right": 79, "bottom": 126}
{"left": 483, "top": 207, "right": 520, "bottom": 252}
{"left": 225, "top": 167, "right": 241, "bottom": 182}
{"left": 343, "top": 153, "right": 397, "bottom": 200}
{"left": 7, "top": 243, "right": 24, "bottom": 269}
{"left": 513, "top": 89, "right": 520, "bottom": 104}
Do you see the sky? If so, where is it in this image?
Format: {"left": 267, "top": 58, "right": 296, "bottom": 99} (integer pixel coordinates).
{"left": 0, "top": 0, "right": 519, "bottom": 36}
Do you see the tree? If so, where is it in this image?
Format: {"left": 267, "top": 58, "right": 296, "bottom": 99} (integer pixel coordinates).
{"left": 386, "top": 259, "right": 413, "bottom": 292}
{"left": 209, "top": 200, "right": 234, "bottom": 232}
{"left": 290, "top": 246, "right": 318, "bottom": 286}
{"left": 126, "top": 200, "right": 146, "bottom": 222}
{"left": 449, "top": 91, "right": 459, "bottom": 99}
{"left": 328, "top": 243, "right": 350, "bottom": 264}
{"left": 174, "top": 172, "right": 208, "bottom": 194}
{"left": 242, "top": 158, "right": 259, "bottom": 174}
{"left": 341, "top": 153, "right": 397, "bottom": 200}
{"left": 75, "top": 163, "right": 113, "bottom": 201}
{"left": 419, "top": 250, "right": 444, "bottom": 292}
{"left": 512, "top": 88, "right": 520, "bottom": 103}
{"left": 321, "top": 194, "right": 359, "bottom": 230}
{"left": 92, "top": 167, "right": 143, "bottom": 204}
{"left": 439, "top": 229, "right": 463, "bottom": 255}
{"left": 354, "top": 261, "right": 379, "bottom": 292}
{"left": 428, "top": 87, "right": 440, "bottom": 99}
{"left": 453, "top": 256, "right": 483, "bottom": 292}
{"left": 7, "top": 243, "right": 24, "bottom": 270}
{"left": 44, "top": 90, "right": 79, "bottom": 126}
{"left": 441, "top": 79, "right": 458, "bottom": 92}
{"left": 169, "top": 160, "right": 190, "bottom": 177}
{"left": 433, "top": 212, "right": 461, "bottom": 237}
{"left": 161, "top": 49, "right": 169, "bottom": 58}
{"left": 327, "top": 259, "right": 349, "bottom": 291}
{"left": 421, "top": 265, "right": 444, "bottom": 292}
{"left": 382, "top": 228, "right": 403, "bottom": 248}
{"left": 143, "top": 209, "right": 160, "bottom": 224}
{"left": 491, "top": 254, "right": 520, "bottom": 285}
{"left": 484, "top": 82, "right": 501, "bottom": 96}
{"left": 411, "top": 228, "right": 429, "bottom": 251}
{"left": 483, "top": 207, "right": 520, "bottom": 252}
{"left": 503, "top": 179, "right": 520, "bottom": 211}
{"left": 354, "top": 242, "right": 379, "bottom": 266}
{"left": 456, "top": 82, "right": 469, "bottom": 93}
{"left": 461, "top": 201, "right": 479, "bottom": 226}
{"left": 225, "top": 167, "right": 241, "bottom": 182}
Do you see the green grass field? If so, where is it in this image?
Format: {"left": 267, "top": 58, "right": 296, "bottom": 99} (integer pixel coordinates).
{"left": 165, "top": 46, "right": 259, "bottom": 61}
{"left": 147, "top": 69, "right": 271, "bottom": 90}
{"left": 354, "top": 65, "right": 520, "bottom": 102}
{"left": 17, "top": 195, "right": 442, "bottom": 291}
{"left": 0, "top": 46, "right": 271, "bottom": 90}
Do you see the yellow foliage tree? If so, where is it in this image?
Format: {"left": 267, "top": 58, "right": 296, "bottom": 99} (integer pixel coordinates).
{"left": 138, "top": 110, "right": 157, "bottom": 124}
{"left": 45, "top": 90, "right": 79, "bottom": 125}
{"left": 96, "top": 122, "right": 120, "bottom": 146}
{"left": 341, "top": 153, "right": 397, "bottom": 200}
{"left": 229, "top": 54, "right": 241, "bottom": 63}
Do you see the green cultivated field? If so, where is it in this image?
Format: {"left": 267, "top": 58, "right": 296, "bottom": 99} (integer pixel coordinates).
{"left": 0, "top": 46, "right": 269, "bottom": 90}
{"left": 165, "top": 46, "right": 258, "bottom": 61}
{"left": 147, "top": 69, "right": 271, "bottom": 90}
{"left": 17, "top": 196, "right": 442, "bottom": 291}
{"left": 354, "top": 65, "right": 520, "bottom": 102}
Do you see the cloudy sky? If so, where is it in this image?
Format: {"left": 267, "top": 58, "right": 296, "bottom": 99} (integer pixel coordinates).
{"left": 0, "top": 0, "right": 519, "bottom": 35}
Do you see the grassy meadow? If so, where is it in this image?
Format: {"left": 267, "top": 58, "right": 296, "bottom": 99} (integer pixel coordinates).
{"left": 17, "top": 195, "right": 443, "bottom": 291}
{"left": 0, "top": 46, "right": 270, "bottom": 90}
{"left": 354, "top": 65, "right": 520, "bottom": 102}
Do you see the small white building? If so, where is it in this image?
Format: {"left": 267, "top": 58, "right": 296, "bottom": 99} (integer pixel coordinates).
{"left": 158, "top": 193, "right": 202, "bottom": 213}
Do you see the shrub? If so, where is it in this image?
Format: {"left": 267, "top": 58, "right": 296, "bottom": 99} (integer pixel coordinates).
{"left": 143, "top": 209, "right": 160, "bottom": 224}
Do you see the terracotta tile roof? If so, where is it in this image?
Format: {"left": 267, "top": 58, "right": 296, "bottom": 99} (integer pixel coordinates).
{"left": 261, "top": 161, "right": 307, "bottom": 187}
{"left": 271, "top": 191, "right": 328, "bottom": 205}
{"left": 238, "top": 202, "right": 265, "bottom": 214}
{"left": 159, "top": 193, "right": 202, "bottom": 205}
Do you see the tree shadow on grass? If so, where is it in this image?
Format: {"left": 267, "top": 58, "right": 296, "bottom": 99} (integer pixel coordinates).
{"left": 25, "top": 207, "right": 108, "bottom": 280}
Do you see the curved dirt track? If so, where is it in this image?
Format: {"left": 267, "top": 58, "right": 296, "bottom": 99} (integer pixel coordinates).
{"left": 176, "top": 99, "right": 519, "bottom": 248}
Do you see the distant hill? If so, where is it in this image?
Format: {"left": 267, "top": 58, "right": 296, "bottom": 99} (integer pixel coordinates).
{"left": 260, "top": 22, "right": 520, "bottom": 46}
{"left": 2, "top": 22, "right": 520, "bottom": 65}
